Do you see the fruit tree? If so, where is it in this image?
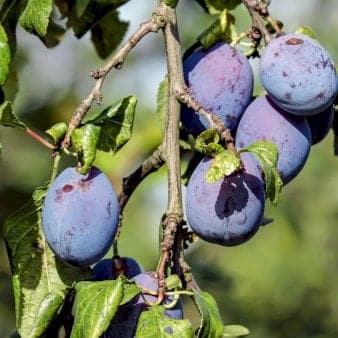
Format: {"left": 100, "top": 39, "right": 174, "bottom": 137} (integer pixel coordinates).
{"left": 0, "top": 0, "right": 338, "bottom": 337}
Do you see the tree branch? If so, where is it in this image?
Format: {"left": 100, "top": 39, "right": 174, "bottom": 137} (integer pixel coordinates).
{"left": 61, "top": 13, "right": 166, "bottom": 149}
{"left": 156, "top": 1, "right": 185, "bottom": 287}
{"left": 241, "top": 0, "right": 282, "bottom": 45}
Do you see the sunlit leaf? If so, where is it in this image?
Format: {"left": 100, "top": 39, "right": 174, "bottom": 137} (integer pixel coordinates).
{"left": 294, "top": 26, "right": 316, "bottom": 39}
{"left": 195, "top": 129, "right": 223, "bottom": 156}
{"left": 239, "top": 141, "right": 282, "bottom": 205}
{"left": 71, "top": 123, "right": 101, "bottom": 174}
{"left": 46, "top": 122, "right": 67, "bottom": 144}
{"left": 206, "top": 150, "right": 240, "bottom": 183}
{"left": 193, "top": 291, "right": 224, "bottom": 338}
{"left": 19, "top": 0, "right": 53, "bottom": 37}
{"left": 84, "top": 95, "right": 137, "bottom": 153}
{"left": 0, "top": 23, "right": 11, "bottom": 85}
{"left": 223, "top": 325, "right": 250, "bottom": 337}
{"left": 71, "top": 279, "right": 124, "bottom": 338}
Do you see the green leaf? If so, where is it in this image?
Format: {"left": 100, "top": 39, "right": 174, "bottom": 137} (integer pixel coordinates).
{"left": 136, "top": 306, "right": 194, "bottom": 338}
{"left": 71, "top": 278, "right": 126, "bottom": 338}
{"left": 71, "top": 123, "right": 101, "bottom": 174}
{"left": 19, "top": 0, "right": 53, "bottom": 37}
{"left": 76, "top": 0, "right": 91, "bottom": 17}
{"left": 156, "top": 76, "right": 168, "bottom": 134}
{"left": 73, "top": 0, "right": 129, "bottom": 38}
{"left": 120, "top": 278, "right": 141, "bottom": 305}
{"left": 39, "top": 20, "right": 66, "bottom": 48}
{"left": 0, "top": 0, "right": 24, "bottom": 55}
{"left": 198, "top": 9, "right": 237, "bottom": 49}
{"left": 46, "top": 122, "right": 67, "bottom": 144}
{"left": 163, "top": 0, "right": 179, "bottom": 7}
{"left": 294, "top": 26, "right": 316, "bottom": 39}
{"left": 165, "top": 274, "right": 182, "bottom": 290}
{"left": 84, "top": 95, "right": 137, "bottom": 153}
{"left": 193, "top": 291, "right": 224, "bottom": 338}
{"left": 0, "top": 101, "right": 26, "bottom": 128}
{"left": 0, "top": 23, "right": 10, "bottom": 85}
{"left": 91, "top": 10, "right": 128, "bottom": 59}
{"left": 206, "top": 150, "right": 240, "bottom": 183}
{"left": 3, "top": 184, "right": 92, "bottom": 338}
{"left": 223, "top": 325, "right": 250, "bottom": 337}
{"left": 195, "top": 129, "right": 224, "bottom": 156}
{"left": 54, "top": 0, "right": 77, "bottom": 24}
{"left": 196, "top": 0, "right": 241, "bottom": 14}
{"left": 1, "top": 67, "right": 18, "bottom": 103}
{"left": 30, "top": 293, "right": 64, "bottom": 337}
{"left": 239, "top": 141, "right": 283, "bottom": 205}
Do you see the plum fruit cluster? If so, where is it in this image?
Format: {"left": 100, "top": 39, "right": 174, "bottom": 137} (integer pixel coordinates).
{"left": 42, "top": 166, "right": 119, "bottom": 267}
{"left": 185, "top": 33, "right": 337, "bottom": 247}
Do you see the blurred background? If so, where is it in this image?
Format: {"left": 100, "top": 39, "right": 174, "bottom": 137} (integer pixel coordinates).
{"left": 1, "top": 0, "right": 338, "bottom": 337}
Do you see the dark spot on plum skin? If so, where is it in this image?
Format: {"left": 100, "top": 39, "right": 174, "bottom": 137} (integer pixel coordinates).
{"left": 106, "top": 201, "right": 111, "bottom": 218}
{"left": 285, "top": 92, "right": 291, "bottom": 100}
{"left": 63, "top": 184, "right": 74, "bottom": 193}
{"left": 282, "top": 71, "right": 288, "bottom": 77}
{"left": 55, "top": 189, "right": 63, "bottom": 202}
{"left": 285, "top": 38, "right": 304, "bottom": 45}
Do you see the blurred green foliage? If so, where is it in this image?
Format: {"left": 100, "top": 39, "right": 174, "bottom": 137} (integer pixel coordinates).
{"left": 1, "top": 0, "right": 338, "bottom": 337}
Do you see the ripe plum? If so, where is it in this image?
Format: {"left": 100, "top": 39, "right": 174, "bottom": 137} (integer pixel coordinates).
{"left": 185, "top": 153, "right": 265, "bottom": 246}
{"left": 260, "top": 33, "right": 336, "bottom": 115}
{"left": 93, "top": 257, "right": 144, "bottom": 281}
{"left": 42, "top": 166, "right": 119, "bottom": 267}
{"left": 181, "top": 42, "right": 254, "bottom": 134}
{"left": 235, "top": 96, "right": 311, "bottom": 184}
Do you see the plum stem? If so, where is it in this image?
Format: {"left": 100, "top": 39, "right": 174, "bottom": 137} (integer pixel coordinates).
{"left": 241, "top": 0, "right": 282, "bottom": 45}
{"left": 50, "top": 153, "right": 61, "bottom": 182}
{"left": 60, "top": 12, "right": 167, "bottom": 150}
{"left": 25, "top": 128, "right": 57, "bottom": 150}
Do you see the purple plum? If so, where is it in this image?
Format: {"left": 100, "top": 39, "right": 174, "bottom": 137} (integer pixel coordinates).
{"left": 42, "top": 166, "right": 119, "bottom": 267}
{"left": 260, "top": 33, "right": 336, "bottom": 115}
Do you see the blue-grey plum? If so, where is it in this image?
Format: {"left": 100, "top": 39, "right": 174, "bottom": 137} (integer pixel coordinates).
{"left": 42, "top": 166, "right": 119, "bottom": 267}
{"left": 185, "top": 153, "right": 265, "bottom": 246}
{"left": 235, "top": 96, "right": 311, "bottom": 184}
{"left": 93, "top": 257, "right": 144, "bottom": 281}
{"left": 103, "top": 272, "right": 183, "bottom": 338}
{"left": 181, "top": 42, "right": 254, "bottom": 135}
{"left": 133, "top": 272, "right": 183, "bottom": 319}
{"left": 306, "top": 106, "right": 334, "bottom": 145}
{"left": 260, "top": 33, "right": 336, "bottom": 115}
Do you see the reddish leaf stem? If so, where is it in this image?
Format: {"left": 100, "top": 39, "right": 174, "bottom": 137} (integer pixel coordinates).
{"left": 25, "top": 128, "right": 56, "bottom": 150}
